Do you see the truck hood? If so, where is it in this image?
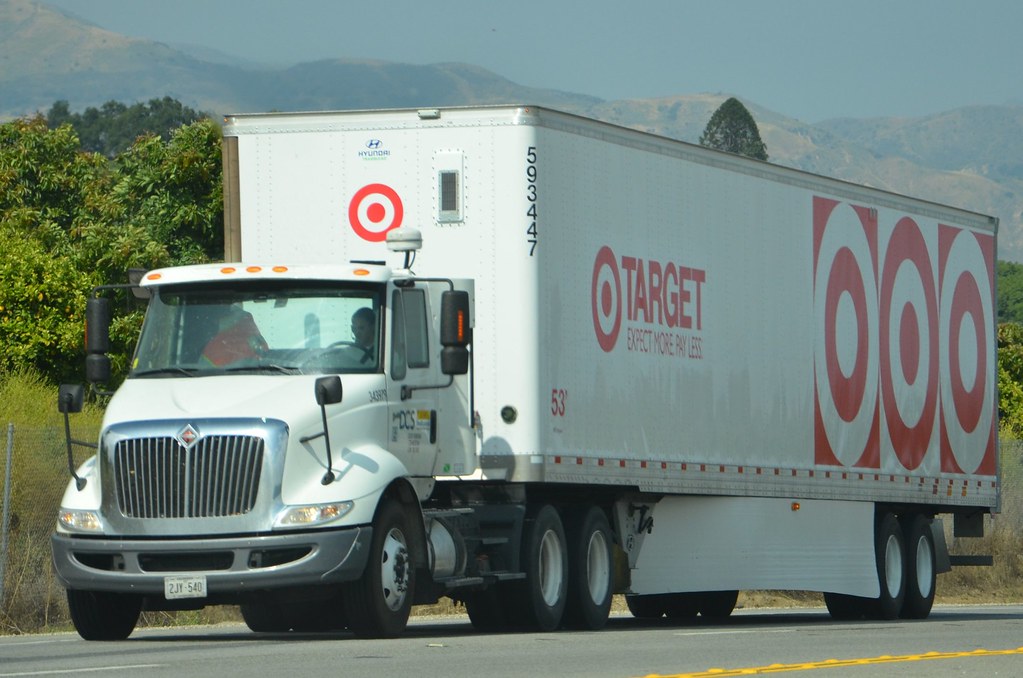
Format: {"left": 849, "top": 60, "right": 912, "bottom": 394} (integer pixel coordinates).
{"left": 104, "top": 374, "right": 378, "bottom": 426}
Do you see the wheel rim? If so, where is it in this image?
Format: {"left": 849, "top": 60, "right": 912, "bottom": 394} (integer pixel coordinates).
{"left": 380, "top": 527, "right": 410, "bottom": 611}
{"left": 585, "top": 530, "right": 611, "bottom": 604}
{"left": 884, "top": 533, "right": 903, "bottom": 598}
{"left": 915, "top": 535, "right": 934, "bottom": 598}
{"left": 538, "top": 528, "right": 565, "bottom": 607}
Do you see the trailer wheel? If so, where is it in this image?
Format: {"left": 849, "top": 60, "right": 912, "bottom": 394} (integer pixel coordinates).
{"left": 900, "top": 515, "right": 936, "bottom": 619}
{"left": 698, "top": 590, "right": 739, "bottom": 621}
{"left": 563, "top": 506, "right": 614, "bottom": 630}
{"left": 625, "top": 594, "right": 666, "bottom": 619}
{"left": 343, "top": 499, "right": 414, "bottom": 638}
{"left": 823, "top": 592, "right": 868, "bottom": 620}
{"left": 872, "top": 512, "right": 906, "bottom": 620}
{"left": 514, "top": 504, "right": 568, "bottom": 631}
{"left": 67, "top": 589, "right": 141, "bottom": 641}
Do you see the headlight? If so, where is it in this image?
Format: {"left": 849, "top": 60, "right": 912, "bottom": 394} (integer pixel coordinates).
{"left": 274, "top": 501, "right": 354, "bottom": 528}
{"left": 58, "top": 510, "right": 104, "bottom": 533}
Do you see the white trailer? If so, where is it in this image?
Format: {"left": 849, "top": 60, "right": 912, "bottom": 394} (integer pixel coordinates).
{"left": 54, "top": 106, "right": 999, "bottom": 639}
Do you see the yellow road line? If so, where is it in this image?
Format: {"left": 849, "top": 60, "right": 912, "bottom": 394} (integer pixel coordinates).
{"left": 640, "top": 647, "right": 1023, "bottom": 677}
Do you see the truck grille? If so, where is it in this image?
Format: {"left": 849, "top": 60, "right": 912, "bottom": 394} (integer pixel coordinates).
{"left": 113, "top": 435, "right": 263, "bottom": 518}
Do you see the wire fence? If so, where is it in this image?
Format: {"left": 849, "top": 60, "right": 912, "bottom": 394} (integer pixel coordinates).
{"left": 1, "top": 424, "right": 1021, "bottom": 634}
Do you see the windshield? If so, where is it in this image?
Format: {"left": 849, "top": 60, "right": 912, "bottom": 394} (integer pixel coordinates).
{"left": 130, "top": 280, "right": 383, "bottom": 378}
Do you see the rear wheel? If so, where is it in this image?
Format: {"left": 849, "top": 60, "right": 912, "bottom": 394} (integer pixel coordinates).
{"left": 513, "top": 504, "right": 568, "bottom": 631}
{"left": 901, "top": 515, "right": 936, "bottom": 619}
{"left": 67, "top": 589, "right": 141, "bottom": 641}
{"left": 343, "top": 499, "right": 414, "bottom": 638}
{"left": 563, "top": 506, "right": 614, "bottom": 630}
{"left": 872, "top": 512, "right": 907, "bottom": 620}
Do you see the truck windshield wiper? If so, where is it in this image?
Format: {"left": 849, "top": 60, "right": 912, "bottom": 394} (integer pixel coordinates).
{"left": 131, "top": 367, "right": 200, "bottom": 378}
{"left": 221, "top": 364, "right": 302, "bottom": 375}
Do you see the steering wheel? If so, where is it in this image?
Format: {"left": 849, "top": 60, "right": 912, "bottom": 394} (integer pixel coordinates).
{"left": 325, "top": 340, "right": 374, "bottom": 364}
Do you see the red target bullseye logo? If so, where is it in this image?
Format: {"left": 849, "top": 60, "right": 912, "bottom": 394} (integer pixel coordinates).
{"left": 813, "top": 198, "right": 995, "bottom": 477}
{"left": 879, "top": 217, "right": 938, "bottom": 471}
{"left": 348, "top": 183, "right": 404, "bottom": 242}
{"left": 938, "top": 226, "right": 996, "bottom": 475}
{"left": 813, "top": 198, "right": 880, "bottom": 468}
{"left": 591, "top": 246, "right": 622, "bottom": 352}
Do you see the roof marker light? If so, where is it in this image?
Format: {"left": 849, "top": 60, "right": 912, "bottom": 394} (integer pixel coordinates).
{"left": 220, "top": 267, "right": 237, "bottom": 274}
{"left": 246, "top": 266, "right": 262, "bottom": 273}
{"left": 353, "top": 268, "right": 370, "bottom": 276}
{"left": 145, "top": 272, "right": 162, "bottom": 281}
{"left": 273, "top": 266, "right": 288, "bottom": 273}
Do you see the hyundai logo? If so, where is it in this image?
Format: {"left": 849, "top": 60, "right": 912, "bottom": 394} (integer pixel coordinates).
{"left": 366, "top": 139, "right": 383, "bottom": 149}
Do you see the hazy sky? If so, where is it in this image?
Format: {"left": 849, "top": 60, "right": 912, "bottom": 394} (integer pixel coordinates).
{"left": 45, "top": 0, "right": 1023, "bottom": 123}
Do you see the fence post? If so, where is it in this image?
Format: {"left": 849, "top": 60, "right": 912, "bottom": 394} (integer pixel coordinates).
{"left": 0, "top": 423, "right": 13, "bottom": 609}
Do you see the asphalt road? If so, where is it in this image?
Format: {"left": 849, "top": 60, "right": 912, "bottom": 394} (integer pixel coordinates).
{"left": 2, "top": 605, "right": 1022, "bottom": 678}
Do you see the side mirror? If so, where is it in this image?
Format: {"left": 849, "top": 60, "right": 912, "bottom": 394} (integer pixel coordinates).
{"left": 314, "top": 376, "right": 343, "bottom": 406}
{"left": 440, "top": 291, "right": 470, "bottom": 376}
{"left": 85, "top": 297, "right": 111, "bottom": 354}
{"left": 58, "top": 384, "right": 85, "bottom": 414}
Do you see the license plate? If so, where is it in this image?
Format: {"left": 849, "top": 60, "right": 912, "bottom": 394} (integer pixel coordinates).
{"left": 164, "top": 575, "right": 207, "bottom": 600}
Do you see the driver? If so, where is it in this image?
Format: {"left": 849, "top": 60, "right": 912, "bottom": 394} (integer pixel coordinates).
{"left": 201, "top": 306, "right": 268, "bottom": 366}
{"left": 351, "top": 307, "right": 376, "bottom": 363}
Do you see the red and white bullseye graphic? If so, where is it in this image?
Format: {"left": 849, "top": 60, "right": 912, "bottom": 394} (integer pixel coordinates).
{"left": 813, "top": 197, "right": 995, "bottom": 476}
{"left": 813, "top": 198, "right": 880, "bottom": 468}
{"left": 591, "top": 246, "right": 622, "bottom": 352}
{"left": 939, "top": 226, "right": 996, "bottom": 475}
{"left": 879, "top": 217, "right": 938, "bottom": 471}
{"left": 348, "top": 183, "right": 404, "bottom": 242}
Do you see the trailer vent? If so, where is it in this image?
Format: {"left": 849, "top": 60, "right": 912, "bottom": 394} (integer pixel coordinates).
{"left": 112, "top": 435, "right": 263, "bottom": 519}
{"left": 439, "top": 170, "right": 461, "bottom": 222}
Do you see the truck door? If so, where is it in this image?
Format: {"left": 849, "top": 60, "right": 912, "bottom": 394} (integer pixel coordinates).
{"left": 386, "top": 283, "right": 441, "bottom": 477}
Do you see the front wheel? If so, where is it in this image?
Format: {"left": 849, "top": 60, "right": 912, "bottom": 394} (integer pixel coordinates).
{"left": 67, "top": 589, "right": 141, "bottom": 641}
{"left": 343, "top": 499, "right": 414, "bottom": 638}
{"left": 873, "top": 512, "right": 907, "bottom": 620}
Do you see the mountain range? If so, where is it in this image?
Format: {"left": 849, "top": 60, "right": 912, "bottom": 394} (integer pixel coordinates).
{"left": 3, "top": 0, "right": 1021, "bottom": 261}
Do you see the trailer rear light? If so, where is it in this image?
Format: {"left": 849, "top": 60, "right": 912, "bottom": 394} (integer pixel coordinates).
{"left": 274, "top": 501, "right": 354, "bottom": 528}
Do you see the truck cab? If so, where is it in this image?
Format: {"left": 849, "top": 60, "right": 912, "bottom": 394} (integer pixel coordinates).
{"left": 53, "top": 233, "right": 480, "bottom": 639}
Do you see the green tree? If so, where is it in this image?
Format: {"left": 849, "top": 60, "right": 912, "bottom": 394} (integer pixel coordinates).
{"left": 0, "top": 113, "right": 224, "bottom": 385}
{"left": 998, "top": 322, "right": 1023, "bottom": 436}
{"left": 46, "top": 97, "right": 209, "bottom": 158}
{"left": 699, "top": 97, "right": 769, "bottom": 161}
{"left": 997, "top": 260, "right": 1023, "bottom": 324}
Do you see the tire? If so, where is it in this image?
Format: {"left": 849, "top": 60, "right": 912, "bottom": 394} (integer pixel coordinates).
{"left": 67, "top": 589, "right": 141, "bottom": 641}
{"left": 824, "top": 592, "right": 869, "bottom": 621}
{"left": 872, "top": 512, "right": 907, "bottom": 620}
{"left": 343, "top": 499, "right": 415, "bottom": 638}
{"left": 563, "top": 506, "right": 614, "bottom": 630}
{"left": 625, "top": 594, "right": 666, "bottom": 619}
{"left": 513, "top": 504, "right": 569, "bottom": 631}
{"left": 900, "top": 515, "right": 936, "bottom": 619}
{"left": 698, "top": 590, "right": 738, "bottom": 621}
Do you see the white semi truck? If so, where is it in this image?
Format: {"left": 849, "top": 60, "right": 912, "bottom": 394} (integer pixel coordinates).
{"left": 53, "top": 106, "right": 999, "bottom": 640}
